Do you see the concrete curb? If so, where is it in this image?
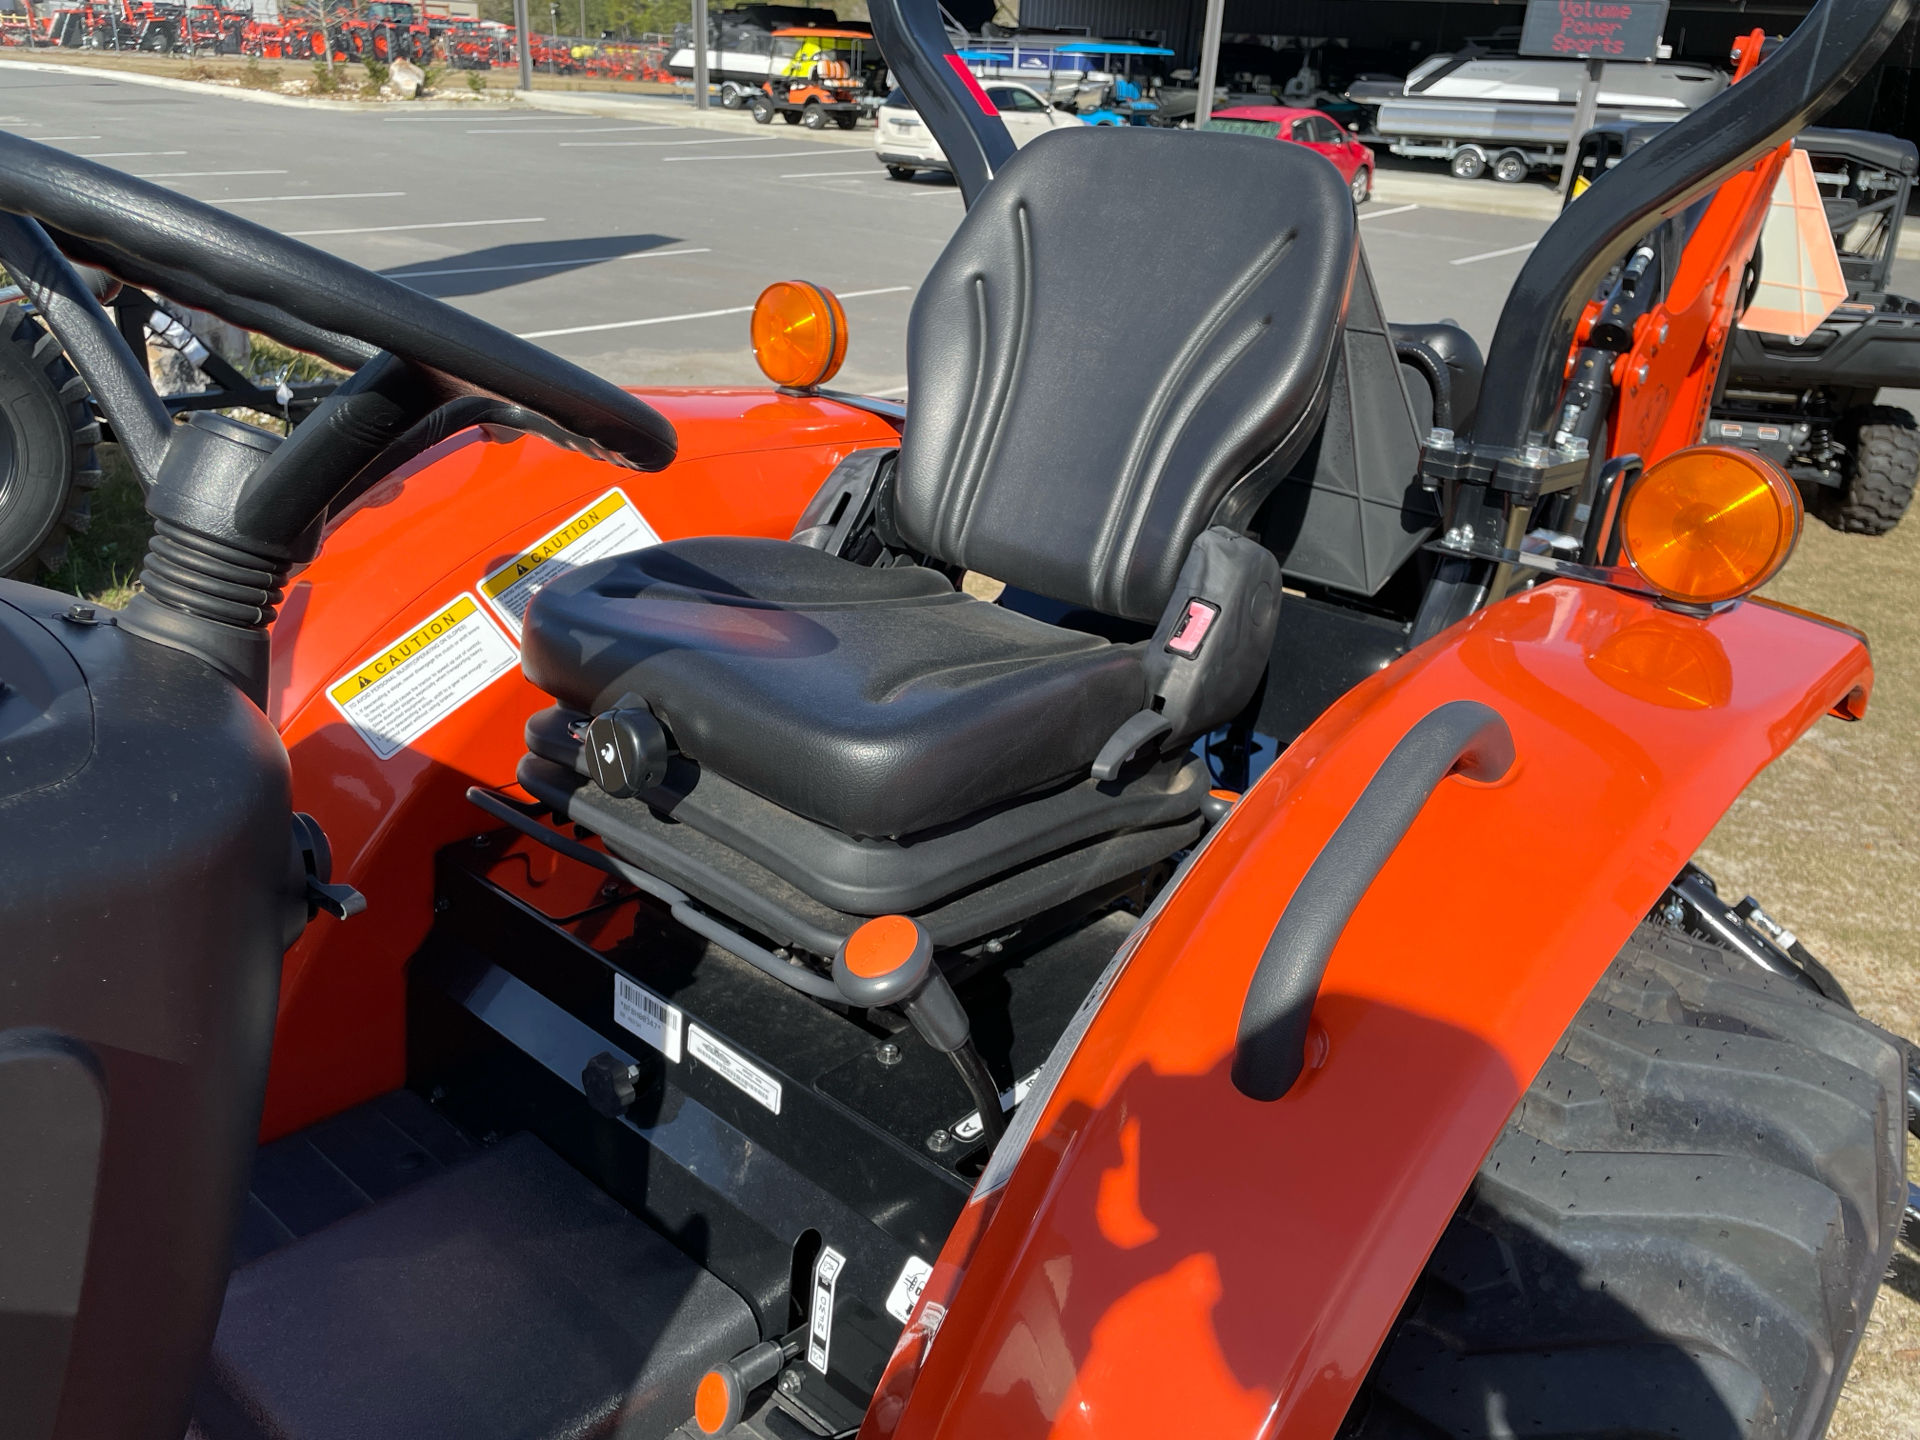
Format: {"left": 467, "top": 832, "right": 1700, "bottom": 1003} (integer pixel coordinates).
{"left": 518, "top": 88, "right": 875, "bottom": 147}
{"left": 1370, "top": 170, "right": 1564, "bottom": 221}
{"left": 0, "top": 53, "right": 516, "bottom": 111}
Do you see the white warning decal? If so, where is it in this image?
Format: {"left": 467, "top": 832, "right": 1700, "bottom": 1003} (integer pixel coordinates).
{"left": 327, "top": 593, "right": 518, "bottom": 761}
{"left": 613, "top": 973, "right": 683, "bottom": 1063}
{"left": 687, "top": 1026, "right": 783, "bottom": 1115}
{"left": 951, "top": 1067, "right": 1044, "bottom": 1143}
{"left": 884, "top": 1254, "right": 934, "bottom": 1323}
{"left": 480, "top": 488, "right": 659, "bottom": 637}
{"left": 808, "top": 1246, "right": 847, "bottom": 1373}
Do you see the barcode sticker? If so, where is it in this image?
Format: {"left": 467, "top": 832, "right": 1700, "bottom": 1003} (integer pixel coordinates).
{"left": 613, "top": 973, "right": 683, "bottom": 1063}
{"left": 808, "top": 1246, "right": 847, "bottom": 1373}
{"left": 687, "top": 1026, "right": 783, "bottom": 1115}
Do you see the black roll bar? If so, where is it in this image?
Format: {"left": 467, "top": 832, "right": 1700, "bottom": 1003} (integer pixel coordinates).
{"left": 1232, "top": 701, "right": 1515, "bottom": 1102}
{"left": 1473, "top": 0, "right": 1914, "bottom": 455}
{"left": 867, "top": 0, "right": 1015, "bottom": 207}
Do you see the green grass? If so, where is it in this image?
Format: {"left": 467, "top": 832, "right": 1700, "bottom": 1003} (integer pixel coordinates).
{"left": 41, "top": 443, "right": 146, "bottom": 608}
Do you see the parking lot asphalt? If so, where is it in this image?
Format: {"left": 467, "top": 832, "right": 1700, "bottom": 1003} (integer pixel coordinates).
{"left": 3, "top": 63, "right": 1569, "bottom": 393}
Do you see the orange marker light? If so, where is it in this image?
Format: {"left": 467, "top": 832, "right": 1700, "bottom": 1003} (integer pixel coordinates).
{"left": 1619, "top": 445, "right": 1801, "bottom": 605}
{"left": 750, "top": 280, "right": 848, "bottom": 390}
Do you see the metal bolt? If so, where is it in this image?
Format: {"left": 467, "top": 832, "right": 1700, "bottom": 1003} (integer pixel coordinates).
{"left": 926, "top": 1128, "right": 954, "bottom": 1154}
{"left": 1657, "top": 321, "right": 1669, "bottom": 344}
{"left": 63, "top": 603, "right": 96, "bottom": 625}
{"left": 779, "top": 1368, "right": 804, "bottom": 1396}
{"left": 1524, "top": 444, "right": 1549, "bottom": 465}
{"left": 876, "top": 1041, "right": 903, "bottom": 1066}
{"left": 1636, "top": 364, "right": 1650, "bottom": 386}
{"left": 600, "top": 882, "right": 621, "bottom": 899}
{"left": 983, "top": 938, "right": 1003, "bottom": 955}
{"left": 430, "top": 1085, "right": 447, "bottom": 1103}
{"left": 472, "top": 834, "right": 490, "bottom": 849}
{"left": 1660, "top": 897, "right": 1686, "bottom": 927}
{"left": 434, "top": 897, "right": 450, "bottom": 913}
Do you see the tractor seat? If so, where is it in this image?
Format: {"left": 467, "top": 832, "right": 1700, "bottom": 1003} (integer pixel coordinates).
{"left": 522, "top": 537, "right": 1145, "bottom": 837}
{"left": 522, "top": 126, "right": 1356, "bottom": 846}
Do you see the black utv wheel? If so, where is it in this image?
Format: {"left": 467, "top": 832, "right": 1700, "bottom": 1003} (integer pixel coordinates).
{"left": 800, "top": 103, "right": 827, "bottom": 129}
{"left": 781, "top": 108, "right": 803, "bottom": 125}
{"left": 0, "top": 305, "right": 101, "bottom": 580}
{"left": 886, "top": 164, "right": 915, "bottom": 180}
{"left": 1818, "top": 405, "right": 1920, "bottom": 535}
{"left": 1344, "top": 922, "right": 1909, "bottom": 1440}
{"left": 750, "top": 97, "right": 775, "bottom": 124}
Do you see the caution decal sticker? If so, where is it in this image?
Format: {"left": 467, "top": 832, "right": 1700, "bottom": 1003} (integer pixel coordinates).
{"left": 328, "top": 593, "right": 518, "bottom": 760}
{"left": 480, "top": 488, "right": 660, "bottom": 637}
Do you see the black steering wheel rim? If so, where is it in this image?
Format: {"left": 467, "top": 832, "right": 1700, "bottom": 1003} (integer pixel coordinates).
{"left": 0, "top": 131, "right": 678, "bottom": 474}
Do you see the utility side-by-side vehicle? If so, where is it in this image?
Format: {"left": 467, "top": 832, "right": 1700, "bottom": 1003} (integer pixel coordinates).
{"left": 1, "top": 0, "right": 1915, "bottom": 1437}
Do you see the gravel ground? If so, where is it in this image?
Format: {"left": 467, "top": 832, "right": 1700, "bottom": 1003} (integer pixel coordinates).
{"left": 1695, "top": 501, "right": 1920, "bottom": 1440}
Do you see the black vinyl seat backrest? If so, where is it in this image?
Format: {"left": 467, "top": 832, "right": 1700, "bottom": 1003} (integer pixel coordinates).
{"left": 893, "top": 126, "right": 1358, "bottom": 623}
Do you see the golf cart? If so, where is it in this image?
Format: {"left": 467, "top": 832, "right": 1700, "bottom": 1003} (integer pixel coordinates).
{"left": 750, "top": 27, "right": 884, "bottom": 129}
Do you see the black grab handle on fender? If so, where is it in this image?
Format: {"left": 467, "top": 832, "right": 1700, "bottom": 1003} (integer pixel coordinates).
{"left": 1232, "top": 701, "right": 1515, "bottom": 1101}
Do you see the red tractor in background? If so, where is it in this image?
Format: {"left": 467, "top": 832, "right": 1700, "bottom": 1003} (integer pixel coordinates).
{"left": 0, "top": 0, "right": 1915, "bottom": 1439}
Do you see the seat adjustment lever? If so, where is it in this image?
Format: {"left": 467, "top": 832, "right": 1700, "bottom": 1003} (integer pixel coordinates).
{"left": 833, "top": 915, "right": 1008, "bottom": 1144}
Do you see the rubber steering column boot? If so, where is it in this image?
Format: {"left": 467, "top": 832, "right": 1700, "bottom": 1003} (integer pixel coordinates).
{"left": 833, "top": 916, "right": 1008, "bottom": 1144}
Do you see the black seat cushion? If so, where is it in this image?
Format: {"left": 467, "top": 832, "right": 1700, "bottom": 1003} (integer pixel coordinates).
{"left": 521, "top": 537, "right": 1146, "bottom": 838}
{"left": 895, "top": 126, "right": 1356, "bottom": 621}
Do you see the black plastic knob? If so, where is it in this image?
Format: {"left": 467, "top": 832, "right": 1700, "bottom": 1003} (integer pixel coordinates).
{"left": 582, "top": 1052, "right": 641, "bottom": 1118}
{"left": 584, "top": 706, "right": 670, "bottom": 799}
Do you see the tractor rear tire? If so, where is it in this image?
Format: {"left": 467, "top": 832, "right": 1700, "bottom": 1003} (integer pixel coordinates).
{"left": 1818, "top": 405, "right": 1920, "bottom": 535}
{"left": 1343, "top": 921, "right": 1909, "bottom": 1440}
{"left": 0, "top": 306, "right": 101, "bottom": 580}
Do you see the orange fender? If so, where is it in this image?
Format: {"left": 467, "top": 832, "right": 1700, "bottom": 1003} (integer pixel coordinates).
{"left": 261, "top": 390, "right": 898, "bottom": 1139}
{"left": 873, "top": 580, "right": 1870, "bottom": 1440}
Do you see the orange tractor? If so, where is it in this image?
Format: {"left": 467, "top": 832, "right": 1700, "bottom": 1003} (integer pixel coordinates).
{"left": 0, "top": 0, "right": 1913, "bottom": 1435}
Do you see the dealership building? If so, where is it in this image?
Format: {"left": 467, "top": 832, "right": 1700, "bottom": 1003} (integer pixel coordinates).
{"left": 947, "top": 0, "right": 1920, "bottom": 146}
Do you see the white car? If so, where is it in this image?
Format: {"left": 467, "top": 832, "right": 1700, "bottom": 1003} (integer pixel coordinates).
{"left": 874, "top": 79, "right": 1081, "bottom": 180}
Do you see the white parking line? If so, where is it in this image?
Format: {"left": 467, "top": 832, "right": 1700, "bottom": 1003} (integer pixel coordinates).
{"left": 390, "top": 246, "right": 711, "bottom": 279}
{"left": 139, "top": 168, "right": 288, "bottom": 178}
{"left": 477, "top": 125, "right": 676, "bottom": 134}
{"left": 661, "top": 150, "right": 827, "bottom": 162}
{"left": 781, "top": 169, "right": 880, "bottom": 178}
{"left": 567, "top": 136, "right": 789, "bottom": 149}
{"left": 222, "top": 191, "right": 405, "bottom": 205}
{"left": 1451, "top": 241, "right": 1538, "bottom": 266}
{"left": 381, "top": 114, "right": 575, "bottom": 123}
{"left": 1358, "top": 203, "right": 1419, "bottom": 221}
{"left": 82, "top": 150, "right": 186, "bottom": 158}
{"left": 867, "top": 383, "right": 909, "bottom": 396}
{"left": 287, "top": 217, "right": 546, "bottom": 237}
{"left": 519, "top": 285, "right": 912, "bottom": 340}
{"left": 520, "top": 304, "right": 753, "bottom": 340}
{"left": 31, "top": 134, "right": 101, "bottom": 140}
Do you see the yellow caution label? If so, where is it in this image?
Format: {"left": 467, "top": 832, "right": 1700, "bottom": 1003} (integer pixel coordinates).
{"left": 327, "top": 592, "right": 518, "bottom": 761}
{"left": 479, "top": 490, "right": 658, "bottom": 642}
{"left": 330, "top": 595, "right": 482, "bottom": 706}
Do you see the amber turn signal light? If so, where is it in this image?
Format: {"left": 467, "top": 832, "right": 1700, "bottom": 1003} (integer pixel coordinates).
{"left": 750, "top": 280, "right": 848, "bottom": 390}
{"left": 1619, "top": 445, "right": 1801, "bottom": 606}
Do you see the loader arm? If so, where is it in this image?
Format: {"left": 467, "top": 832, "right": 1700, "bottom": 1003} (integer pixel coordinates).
{"left": 869, "top": 579, "right": 1872, "bottom": 1440}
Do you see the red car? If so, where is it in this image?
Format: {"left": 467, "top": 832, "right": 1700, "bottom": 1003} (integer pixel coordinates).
{"left": 1208, "top": 104, "right": 1376, "bottom": 203}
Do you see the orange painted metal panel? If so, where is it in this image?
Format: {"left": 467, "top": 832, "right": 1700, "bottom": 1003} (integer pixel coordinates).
{"left": 261, "top": 389, "right": 899, "bottom": 1139}
{"left": 883, "top": 581, "right": 1870, "bottom": 1440}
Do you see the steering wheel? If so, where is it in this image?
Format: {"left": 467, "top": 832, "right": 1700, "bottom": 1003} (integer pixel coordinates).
{"left": 0, "top": 132, "right": 677, "bottom": 520}
{"left": 0, "top": 131, "right": 681, "bottom": 701}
